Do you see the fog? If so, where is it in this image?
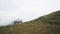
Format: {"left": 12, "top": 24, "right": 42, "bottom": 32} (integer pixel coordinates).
{"left": 0, "top": 0, "right": 60, "bottom": 26}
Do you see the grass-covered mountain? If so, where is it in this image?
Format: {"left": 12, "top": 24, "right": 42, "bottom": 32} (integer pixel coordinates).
{"left": 0, "top": 10, "right": 60, "bottom": 34}
{"left": 40, "top": 10, "right": 60, "bottom": 25}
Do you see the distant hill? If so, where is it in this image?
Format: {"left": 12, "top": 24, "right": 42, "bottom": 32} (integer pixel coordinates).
{"left": 40, "top": 10, "right": 60, "bottom": 25}
{"left": 0, "top": 10, "right": 60, "bottom": 34}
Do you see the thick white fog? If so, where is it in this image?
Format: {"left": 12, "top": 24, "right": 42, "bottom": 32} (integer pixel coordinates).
{"left": 0, "top": 0, "right": 60, "bottom": 26}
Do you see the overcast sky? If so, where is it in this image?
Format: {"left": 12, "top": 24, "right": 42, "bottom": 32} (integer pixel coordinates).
{"left": 0, "top": 0, "right": 60, "bottom": 26}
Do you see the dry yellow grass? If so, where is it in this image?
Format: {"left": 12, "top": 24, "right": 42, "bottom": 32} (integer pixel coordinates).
{"left": 0, "top": 20, "right": 60, "bottom": 34}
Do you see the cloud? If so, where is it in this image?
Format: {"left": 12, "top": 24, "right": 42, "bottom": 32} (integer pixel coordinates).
{"left": 0, "top": 0, "right": 60, "bottom": 26}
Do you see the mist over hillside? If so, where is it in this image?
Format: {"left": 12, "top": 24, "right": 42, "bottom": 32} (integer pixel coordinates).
{"left": 0, "top": 0, "right": 60, "bottom": 26}
{"left": 0, "top": 10, "right": 60, "bottom": 34}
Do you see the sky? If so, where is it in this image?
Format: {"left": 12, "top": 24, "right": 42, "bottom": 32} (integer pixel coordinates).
{"left": 0, "top": 0, "right": 60, "bottom": 26}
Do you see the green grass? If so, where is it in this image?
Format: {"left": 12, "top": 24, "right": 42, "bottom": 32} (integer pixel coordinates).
{"left": 40, "top": 10, "right": 60, "bottom": 25}
{"left": 0, "top": 10, "right": 60, "bottom": 34}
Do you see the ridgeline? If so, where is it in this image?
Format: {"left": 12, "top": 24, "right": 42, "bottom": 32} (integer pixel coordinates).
{"left": 0, "top": 10, "right": 60, "bottom": 34}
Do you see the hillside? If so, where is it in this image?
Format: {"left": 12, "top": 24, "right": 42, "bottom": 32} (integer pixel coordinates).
{"left": 0, "top": 10, "right": 60, "bottom": 34}
{"left": 40, "top": 10, "right": 60, "bottom": 25}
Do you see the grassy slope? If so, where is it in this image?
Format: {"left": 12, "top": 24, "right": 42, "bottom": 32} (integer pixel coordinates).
{"left": 40, "top": 10, "right": 60, "bottom": 25}
{"left": 0, "top": 10, "right": 60, "bottom": 34}
{"left": 0, "top": 21, "right": 60, "bottom": 34}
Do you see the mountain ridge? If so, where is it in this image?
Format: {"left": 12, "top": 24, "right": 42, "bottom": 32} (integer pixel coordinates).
{"left": 0, "top": 10, "right": 60, "bottom": 34}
